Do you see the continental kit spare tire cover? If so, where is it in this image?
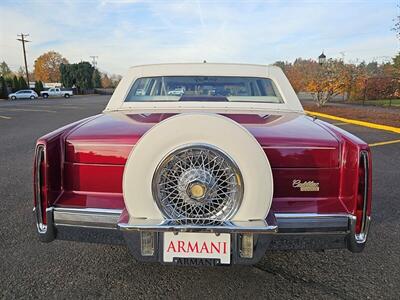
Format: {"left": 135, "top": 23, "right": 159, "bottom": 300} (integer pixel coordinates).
{"left": 123, "top": 113, "right": 273, "bottom": 221}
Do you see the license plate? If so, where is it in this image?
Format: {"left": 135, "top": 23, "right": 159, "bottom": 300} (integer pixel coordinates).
{"left": 163, "top": 232, "right": 230, "bottom": 264}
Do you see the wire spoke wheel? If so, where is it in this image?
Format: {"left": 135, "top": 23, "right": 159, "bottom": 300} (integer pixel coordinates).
{"left": 152, "top": 145, "right": 243, "bottom": 223}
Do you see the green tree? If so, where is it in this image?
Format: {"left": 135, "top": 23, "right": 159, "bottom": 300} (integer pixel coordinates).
{"left": 0, "top": 76, "right": 9, "bottom": 99}
{"left": 34, "top": 80, "right": 44, "bottom": 94}
{"left": 59, "top": 63, "right": 74, "bottom": 87}
{"left": 38, "top": 80, "right": 44, "bottom": 92}
{"left": 60, "top": 61, "right": 95, "bottom": 91}
{"left": 92, "top": 69, "right": 102, "bottom": 88}
{"left": 12, "top": 75, "right": 20, "bottom": 92}
{"left": 19, "top": 76, "right": 28, "bottom": 89}
{"left": 5, "top": 77, "right": 12, "bottom": 91}
{"left": 0, "top": 62, "right": 12, "bottom": 78}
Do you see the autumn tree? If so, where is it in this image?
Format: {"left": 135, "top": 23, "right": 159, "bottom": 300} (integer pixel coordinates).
{"left": 342, "top": 63, "right": 368, "bottom": 101}
{"left": 100, "top": 73, "right": 112, "bottom": 88}
{"left": 34, "top": 51, "right": 69, "bottom": 83}
{"left": 306, "top": 59, "right": 347, "bottom": 106}
{"left": 110, "top": 74, "right": 122, "bottom": 87}
{"left": 274, "top": 59, "right": 319, "bottom": 93}
{"left": 392, "top": 52, "right": 400, "bottom": 78}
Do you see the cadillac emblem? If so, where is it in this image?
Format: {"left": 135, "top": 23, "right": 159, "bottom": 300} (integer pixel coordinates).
{"left": 292, "top": 179, "right": 320, "bottom": 192}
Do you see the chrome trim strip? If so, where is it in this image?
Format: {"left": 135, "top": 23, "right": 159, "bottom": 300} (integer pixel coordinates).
{"left": 275, "top": 213, "right": 349, "bottom": 232}
{"left": 349, "top": 215, "right": 371, "bottom": 247}
{"left": 118, "top": 218, "right": 278, "bottom": 234}
{"left": 53, "top": 207, "right": 122, "bottom": 229}
{"left": 54, "top": 207, "right": 123, "bottom": 214}
{"left": 262, "top": 146, "right": 336, "bottom": 150}
{"left": 275, "top": 213, "right": 350, "bottom": 218}
{"left": 71, "top": 143, "right": 134, "bottom": 147}
{"left": 34, "top": 145, "right": 47, "bottom": 234}
{"left": 359, "top": 151, "right": 369, "bottom": 237}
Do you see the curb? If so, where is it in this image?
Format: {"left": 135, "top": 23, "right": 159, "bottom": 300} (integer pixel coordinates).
{"left": 305, "top": 110, "right": 400, "bottom": 134}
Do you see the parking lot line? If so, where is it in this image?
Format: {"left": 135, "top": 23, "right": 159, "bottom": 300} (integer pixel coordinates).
{"left": 305, "top": 110, "right": 400, "bottom": 134}
{"left": 0, "top": 108, "right": 57, "bottom": 113}
{"left": 369, "top": 139, "right": 400, "bottom": 147}
{"left": 0, "top": 115, "right": 11, "bottom": 119}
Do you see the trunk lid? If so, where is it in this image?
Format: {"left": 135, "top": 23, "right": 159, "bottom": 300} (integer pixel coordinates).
{"left": 65, "top": 112, "right": 340, "bottom": 168}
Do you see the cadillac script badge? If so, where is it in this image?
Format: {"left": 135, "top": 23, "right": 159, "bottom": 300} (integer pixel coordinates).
{"left": 292, "top": 179, "right": 320, "bottom": 192}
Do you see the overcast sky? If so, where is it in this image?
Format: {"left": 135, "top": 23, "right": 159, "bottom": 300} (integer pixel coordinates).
{"left": 0, "top": 0, "right": 399, "bottom": 75}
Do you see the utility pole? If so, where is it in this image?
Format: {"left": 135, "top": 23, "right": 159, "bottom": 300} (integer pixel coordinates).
{"left": 17, "top": 33, "right": 31, "bottom": 85}
{"left": 90, "top": 56, "right": 98, "bottom": 69}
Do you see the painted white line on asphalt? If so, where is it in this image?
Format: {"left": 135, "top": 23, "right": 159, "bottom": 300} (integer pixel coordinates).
{"left": 0, "top": 115, "right": 11, "bottom": 119}
{"left": 0, "top": 108, "right": 57, "bottom": 113}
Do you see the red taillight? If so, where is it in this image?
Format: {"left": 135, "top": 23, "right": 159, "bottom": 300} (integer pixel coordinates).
{"left": 355, "top": 151, "right": 369, "bottom": 234}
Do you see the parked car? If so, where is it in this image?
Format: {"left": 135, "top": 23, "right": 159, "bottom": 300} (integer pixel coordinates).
{"left": 8, "top": 89, "right": 38, "bottom": 100}
{"left": 167, "top": 87, "right": 185, "bottom": 96}
{"left": 40, "top": 87, "right": 73, "bottom": 98}
{"left": 33, "top": 63, "right": 372, "bottom": 266}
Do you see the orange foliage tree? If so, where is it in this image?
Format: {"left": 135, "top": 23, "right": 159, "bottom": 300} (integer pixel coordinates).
{"left": 101, "top": 74, "right": 113, "bottom": 88}
{"left": 34, "top": 51, "right": 69, "bottom": 83}
{"left": 306, "top": 59, "right": 347, "bottom": 106}
{"left": 276, "top": 54, "right": 400, "bottom": 105}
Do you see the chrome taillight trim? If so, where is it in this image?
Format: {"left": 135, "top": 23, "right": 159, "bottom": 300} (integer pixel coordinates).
{"left": 355, "top": 151, "right": 370, "bottom": 243}
{"left": 34, "top": 144, "right": 47, "bottom": 233}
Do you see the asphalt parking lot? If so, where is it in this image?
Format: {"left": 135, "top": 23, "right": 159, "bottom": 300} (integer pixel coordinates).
{"left": 1, "top": 95, "right": 399, "bottom": 299}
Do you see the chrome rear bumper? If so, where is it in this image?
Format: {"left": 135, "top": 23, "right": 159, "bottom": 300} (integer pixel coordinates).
{"left": 46, "top": 207, "right": 370, "bottom": 255}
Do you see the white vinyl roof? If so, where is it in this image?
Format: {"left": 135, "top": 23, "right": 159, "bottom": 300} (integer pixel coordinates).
{"left": 104, "top": 63, "right": 303, "bottom": 113}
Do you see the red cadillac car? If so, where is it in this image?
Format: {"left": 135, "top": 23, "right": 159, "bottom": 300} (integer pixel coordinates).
{"left": 33, "top": 63, "right": 371, "bottom": 266}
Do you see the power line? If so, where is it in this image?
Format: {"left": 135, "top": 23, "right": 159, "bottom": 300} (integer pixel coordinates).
{"left": 90, "top": 56, "right": 98, "bottom": 69}
{"left": 17, "top": 33, "right": 31, "bottom": 84}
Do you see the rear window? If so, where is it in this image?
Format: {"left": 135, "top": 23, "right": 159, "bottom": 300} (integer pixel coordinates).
{"left": 125, "top": 76, "right": 283, "bottom": 103}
